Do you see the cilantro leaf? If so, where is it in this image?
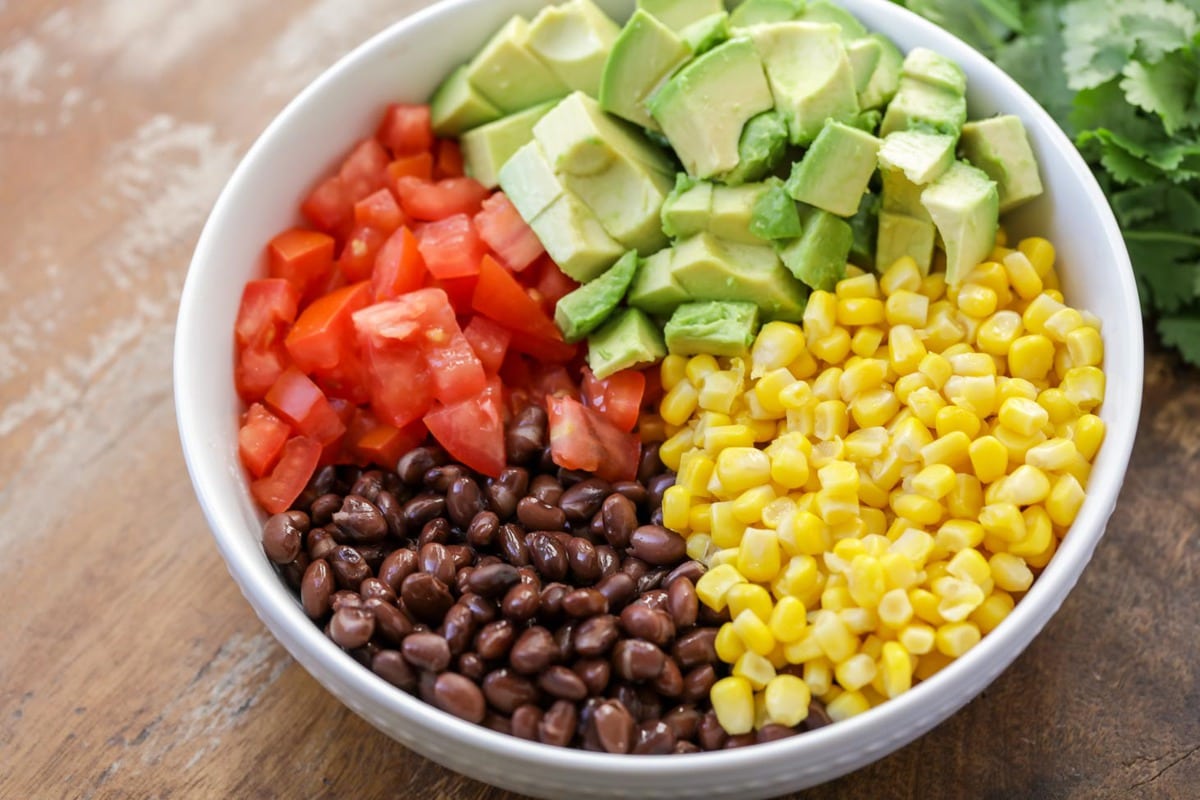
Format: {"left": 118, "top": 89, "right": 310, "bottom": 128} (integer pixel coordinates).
{"left": 1158, "top": 315, "right": 1200, "bottom": 365}
{"left": 994, "top": 5, "right": 1076, "bottom": 129}
{"left": 1120, "top": 48, "right": 1200, "bottom": 135}
{"left": 1126, "top": 232, "right": 1200, "bottom": 312}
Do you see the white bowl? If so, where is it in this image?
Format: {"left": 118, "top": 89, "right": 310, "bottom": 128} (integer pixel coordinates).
{"left": 174, "top": 1, "right": 1143, "bottom": 796}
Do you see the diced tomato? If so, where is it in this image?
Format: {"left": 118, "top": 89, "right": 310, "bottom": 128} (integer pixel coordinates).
{"left": 236, "top": 341, "right": 291, "bottom": 402}
{"left": 238, "top": 403, "right": 292, "bottom": 478}
{"left": 546, "top": 395, "right": 641, "bottom": 483}
{"left": 251, "top": 436, "right": 322, "bottom": 514}
{"left": 301, "top": 176, "right": 354, "bottom": 236}
{"left": 424, "top": 378, "right": 506, "bottom": 478}
{"left": 285, "top": 281, "right": 372, "bottom": 372}
{"left": 642, "top": 366, "right": 664, "bottom": 410}
{"left": 434, "top": 139, "right": 464, "bottom": 179}
{"left": 372, "top": 227, "right": 426, "bottom": 301}
{"left": 532, "top": 256, "right": 581, "bottom": 313}
{"left": 507, "top": 329, "right": 579, "bottom": 363}
{"left": 236, "top": 279, "right": 299, "bottom": 350}
{"left": 386, "top": 152, "right": 435, "bottom": 186}
{"left": 311, "top": 349, "right": 371, "bottom": 406}
{"left": 417, "top": 214, "right": 487, "bottom": 279}
{"left": 337, "top": 225, "right": 388, "bottom": 283}
{"left": 395, "top": 176, "right": 491, "bottom": 221}
{"left": 339, "top": 139, "right": 390, "bottom": 202}
{"left": 474, "top": 193, "right": 544, "bottom": 273}
{"left": 582, "top": 368, "right": 646, "bottom": 433}
{"left": 264, "top": 367, "right": 347, "bottom": 446}
{"left": 435, "top": 274, "right": 480, "bottom": 316}
{"left": 354, "top": 188, "right": 406, "bottom": 233}
{"left": 472, "top": 255, "right": 563, "bottom": 340}
{"left": 268, "top": 229, "right": 336, "bottom": 301}
{"left": 376, "top": 103, "right": 434, "bottom": 157}
{"left": 345, "top": 407, "right": 427, "bottom": 468}
{"left": 463, "top": 315, "right": 511, "bottom": 374}
{"left": 359, "top": 340, "right": 434, "bottom": 429}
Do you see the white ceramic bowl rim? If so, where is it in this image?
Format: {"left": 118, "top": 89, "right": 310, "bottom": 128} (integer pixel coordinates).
{"left": 175, "top": 0, "right": 1142, "bottom": 784}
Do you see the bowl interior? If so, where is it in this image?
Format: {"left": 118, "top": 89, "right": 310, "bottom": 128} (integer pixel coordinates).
{"left": 174, "top": 1, "right": 1142, "bottom": 797}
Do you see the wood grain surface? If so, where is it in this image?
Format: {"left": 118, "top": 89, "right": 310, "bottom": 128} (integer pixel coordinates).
{"left": 1, "top": 2, "right": 1197, "bottom": 798}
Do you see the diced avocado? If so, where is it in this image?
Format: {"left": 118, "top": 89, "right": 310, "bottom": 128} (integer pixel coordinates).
{"left": 777, "top": 207, "right": 853, "bottom": 291}
{"left": 847, "top": 191, "right": 879, "bottom": 268}
{"left": 599, "top": 10, "right": 691, "bottom": 131}
{"left": 798, "top": 0, "right": 868, "bottom": 40}
{"left": 464, "top": 17, "right": 570, "bottom": 114}
{"left": 664, "top": 301, "right": 761, "bottom": 357}
{"left": 462, "top": 101, "right": 556, "bottom": 189}
{"left": 920, "top": 161, "right": 1000, "bottom": 286}
{"left": 649, "top": 38, "right": 775, "bottom": 179}
{"left": 960, "top": 115, "right": 1044, "bottom": 212}
{"left": 587, "top": 307, "right": 667, "bottom": 379}
{"left": 850, "top": 109, "right": 883, "bottom": 134}
{"left": 846, "top": 38, "right": 880, "bottom": 96}
{"left": 785, "top": 121, "right": 881, "bottom": 217}
{"left": 561, "top": 160, "right": 674, "bottom": 253}
{"left": 627, "top": 248, "right": 689, "bottom": 316}
{"left": 499, "top": 141, "right": 565, "bottom": 220}
{"left": 710, "top": 184, "right": 771, "bottom": 243}
{"left": 661, "top": 174, "right": 715, "bottom": 239}
{"left": 730, "top": 0, "right": 806, "bottom": 29}
{"left": 878, "top": 130, "right": 956, "bottom": 185}
{"left": 722, "top": 110, "right": 789, "bottom": 186}
{"left": 880, "top": 166, "right": 930, "bottom": 222}
{"left": 555, "top": 250, "right": 640, "bottom": 342}
{"left": 671, "top": 233, "right": 808, "bottom": 321}
{"left": 855, "top": 33, "right": 903, "bottom": 110}
{"left": 876, "top": 210, "right": 936, "bottom": 274}
{"left": 527, "top": 0, "right": 621, "bottom": 97}
{"left": 535, "top": 92, "right": 674, "bottom": 177}
{"left": 749, "top": 22, "right": 860, "bottom": 146}
{"left": 530, "top": 190, "right": 626, "bottom": 282}
{"left": 637, "top": 0, "right": 725, "bottom": 32}
{"left": 879, "top": 78, "right": 967, "bottom": 138}
{"left": 751, "top": 180, "right": 804, "bottom": 240}
{"left": 431, "top": 65, "right": 504, "bottom": 136}
{"left": 680, "top": 12, "right": 731, "bottom": 55}
{"left": 901, "top": 47, "right": 967, "bottom": 96}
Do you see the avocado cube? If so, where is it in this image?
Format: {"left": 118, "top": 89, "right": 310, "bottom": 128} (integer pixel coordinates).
{"left": 465, "top": 17, "right": 570, "bottom": 114}
{"left": 535, "top": 92, "right": 675, "bottom": 177}
{"left": 847, "top": 191, "right": 880, "bottom": 269}
{"left": 587, "top": 307, "right": 667, "bottom": 379}
{"left": 627, "top": 248, "right": 690, "bottom": 316}
{"left": 661, "top": 175, "right": 715, "bottom": 239}
{"left": 881, "top": 166, "right": 930, "bottom": 221}
{"left": 671, "top": 233, "right": 808, "bottom": 321}
{"left": 638, "top": 0, "right": 725, "bottom": 32}
{"left": 729, "top": 0, "right": 805, "bottom": 29}
{"left": 560, "top": 159, "right": 674, "bottom": 254}
{"left": 462, "top": 102, "right": 556, "bottom": 189}
{"left": 752, "top": 181, "right": 804, "bottom": 240}
{"left": 880, "top": 78, "right": 967, "bottom": 138}
{"left": 430, "top": 65, "right": 504, "bottom": 137}
{"left": 710, "top": 184, "right": 771, "bottom": 243}
{"left": 876, "top": 210, "right": 936, "bottom": 274}
{"left": 498, "top": 141, "right": 565, "bottom": 221}
{"left": 878, "top": 130, "right": 956, "bottom": 185}
{"left": 920, "top": 161, "right": 1000, "bottom": 286}
{"left": 785, "top": 121, "right": 881, "bottom": 218}
{"left": 649, "top": 38, "right": 775, "bottom": 179}
{"left": 799, "top": 0, "right": 869, "bottom": 40}
{"left": 680, "top": 12, "right": 731, "bottom": 55}
{"left": 555, "top": 250, "right": 640, "bottom": 343}
{"left": 777, "top": 207, "right": 853, "bottom": 291}
{"left": 901, "top": 48, "right": 967, "bottom": 96}
{"left": 853, "top": 33, "right": 903, "bottom": 110}
{"left": 530, "top": 190, "right": 626, "bottom": 283}
{"left": 960, "top": 115, "right": 1044, "bottom": 212}
{"left": 665, "top": 301, "right": 761, "bottom": 357}
{"left": 721, "top": 110, "right": 789, "bottom": 186}
{"left": 527, "top": 0, "right": 620, "bottom": 98}
{"left": 749, "top": 22, "right": 861, "bottom": 146}
{"left": 600, "top": 10, "right": 691, "bottom": 131}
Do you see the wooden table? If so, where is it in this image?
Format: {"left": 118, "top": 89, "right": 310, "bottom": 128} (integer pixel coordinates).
{"left": 2, "top": 2, "right": 1197, "bottom": 797}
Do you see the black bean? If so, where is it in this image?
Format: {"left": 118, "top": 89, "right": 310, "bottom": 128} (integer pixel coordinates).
{"left": 459, "top": 592, "right": 498, "bottom": 625}
{"left": 511, "top": 704, "right": 542, "bottom": 741}
{"left": 306, "top": 527, "right": 339, "bottom": 561}
{"left": 310, "top": 493, "right": 342, "bottom": 526}
{"left": 466, "top": 562, "right": 520, "bottom": 597}
{"left": 594, "top": 572, "right": 636, "bottom": 613}
{"left": 526, "top": 532, "right": 569, "bottom": 581}
{"left": 497, "top": 523, "right": 530, "bottom": 566}
{"left": 446, "top": 476, "right": 485, "bottom": 528}
{"left": 330, "top": 590, "right": 363, "bottom": 611}
{"left": 350, "top": 470, "right": 384, "bottom": 503}
{"left": 416, "top": 541, "right": 455, "bottom": 586}
{"left": 424, "top": 464, "right": 468, "bottom": 494}
{"left": 681, "top": 664, "right": 717, "bottom": 703}
{"left": 595, "top": 545, "right": 620, "bottom": 578}
{"left": 666, "top": 577, "right": 699, "bottom": 629}
{"left": 538, "top": 583, "right": 570, "bottom": 624}
{"left": 554, "top": 621, "right": 576, "bottom": 662}
{"left": 440, "top": 604, "right": 476, "bottom": 655}
{"left": 804, "top": 700, "right": 833, "bottom": 731}
{"left": 294, "top": 465, "right": 336, "bottom": 511}
{"left": 594, "top": 701, "right": 635, "bottom": 754}
{"left": 517, "top": 496, "right": 567, "bottom": 532}
{"left": 651, "top": 658, "right": 684, "bottom": 698}
{"left": 457, "top": 652, "right": 486, "bottom": 682}
{"left": 638, "top": 444, "right": 664, "bottom": 485}
{"left": 662, "top": 706, "right": 701, "bottom": 742}
{"left": 573, "top": 614, "right": 620, "bottom": 657}
{"left": 506, "top": 405, "right": 547, "bottom": 465}
{"left": 620, "top": 603, "right": 675, "bottom": 646}
{"left": 674, "top": 741, "right": 701, "bottom": 754}
{"left": 757, "top": 724, "right": 797, "bottom": 744}
{"left": 300, "top": 559, "right": 334, "bottom": 619}
{"left": 566, "top": 538, "right": 602, "bottom": 584}
{"left": 397, "top": 446, "right": 447, "bottom": 485}
{"left": 611, "top": 480, "right": 649, "bottom": 509}
{"left": 646, "top": 473, "right": 675, "bottom": 510}
{"left": 629, "top": 526, "right": 687, "bottom": 566}
{"left": 329, "top": 606, "right": 375, "bottom": 649}
{"left": 501, "top": 582, "right": 540, "bottom": 622}
{"left": 417, "top": 517, "right": 451, "bottom": 546}
{"left": 612, "top": 639, "right": 666, "bottom": 682}
{"left": 600, "top": 493, "right": 639, "bottom": 549}
{"left": 400, "top": 572, "right": 454, "bottom": 625}
{"left": 475, "top": 619, "right": 516, "bottom": 660}
{"left": 329, "top": 545, "right": 371, "bottom": 590}
{"left": 374, "top": 490, "right": 407, "bottom": 539}
{"left": 698, "top": 710, "right": 727, "bottom": 751}
{"left": 263, "top": 511, "right": 307, "bottom": 564}
{"left": 360, "top": 577, "right": 396, "bottom": 605}
{"left": 446, "top": 544, "right": 472, "bottom": 570}
{"left": 466, "top": 511, "right": 500, "bottom": 547}
{"left": 509, "top": 626, "right": 558, "bottom": 675}
{"left": 633, "top": 720, "right": 676, "bottom": 755}
{"left": 378, "top": 548, "right": 417, "bottom": 594}
{"left": 665, "top": 560, "right": 706, "bottom": 587}
{"left": 365, "top": 598, "right": 413, "bottom": 645}
{"left": 621, "top": 556, "right": 650, "bottom": 582}
{"left": 280, "top": 551, "right": 310, "bottom": 592}
{"left": 558, "top": 478, "right": 611, "bottom": 523}
{"left": 402, "top": 632, "right": 451, "bottom": 672}
{"left": 538, "top": 700, "right": 577, "bottom": 747}
{"left": 538, "top": 665, "right": 588, "bottom": 701}
{"left": 486, "top": 467, "right": 528, "bottom": 519}
{"left": 561, "top": 588, "right": 607, "bottom": 618}
{"left": 574, "top": 658, "right": 611, "bottom": 696}
{"left": 372, "top": 649, "right": 416, "bottom": 691}
{"left": 482, "top": 668, "right": 540, "bottom": 714}
{"left": 673, "top": 628, "right": 718, "bottom": 669}
{"left": 402, "top": 493, "right": 446, "bottom": 530}
{"left": 530, "top": 474, "right": 564, "bottom": 505}
{"left": 433, "top": 672, "right": 486, "bottom": 724}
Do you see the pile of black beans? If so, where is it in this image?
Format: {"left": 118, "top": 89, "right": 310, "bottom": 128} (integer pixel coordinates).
{"left": 263, "top": 406, "right": 830, "bottom": 753}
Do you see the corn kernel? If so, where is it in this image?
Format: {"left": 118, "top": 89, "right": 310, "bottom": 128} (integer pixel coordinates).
{"left": 886, "top": 291, "right": 931, "bottom": 328}
{"left": 710, "top": 547, "right": 740, "bottom": 568}
{"left": 874, "top": 586, "right": 913, "bottom": 629}
{"left": 764, "top": 674, "right": 811, "bottom": 726}
{"left": 935, "top": 519, "right": 985, "bottom": 554}
{"left": 839, "top": 359, "right": 888, "bottom": 400}
{"left": 1044, "top": 307, "right": 1085, "bottom": 343}
{"left": 958, "top": 283, "right": 998, "bottom": 317}
{"left": 659, "top": 428, "right": 695, "bottom": 472}
{"left": 733, "top": 608, "right": 776, "bottom": 656}
{"left": 754, "top": 368, "right": 798, "bottom": 416}
{"left": 731, "top": 484, "right": 775, "bottom": 524}
{"left": 976, "top": 310, "right": 1024, "bottom": 356}
{"left": 751, "top": 322, "right": 808, "bottom": 378}
{"left": 686, "top": 532, "right": 714, "bottom": 563}
{"left": 999, "top": 250, "right": 1042, "bottom": 299}
{"left": 709, "top": 501, "right": 746, "bottom": 548}
{"left": 813, "top": 460, "right": 856, "bottom": 497}
{"left": 999, "top": 464, "right": 1052, "bottom": 505}
{"left": 660, "top": 354, "right": 688, "bottom": 391}
{"left": 1061, "top": 366, "right": 1105, "bottom": 411}
{"left": 849, "top": 389, "right": 899, "bottom": 429}
{"left": 1008, "top": 334, "right": 1056, "bottom": 382}
{"left": 933, "top": 576, "right": 986, "bottom": 622}
{"left": 881, "top": 256, "right": 923, "bottom": 295}
{"left": 1009, "top": 505, "right": 1053, "bottom": 558}
{"left": 944, "top": 375, "right": 998, "bottom": 418}
{"left": 727, "top": 583, "right": 774, "bottom": 624}
{"left": 826, "top": 690, "right": 871, "bottom": 721}
{"left": 710, "top": 676, "right": 755, "bottom": 735}
{"left": 989, "top": 552, "right": 1034, "bottom": 592}
{"left": 921, "top": 271, "right": 947, "bottom": 301}
{"left": 703, "top": 424, "right": 755, "bottom": 454}
{"left": 1018, "top": 237, "right": 1055, "bottom": 275}
{"left": 837, "top": 272, "right": 880, "bottom": 298}
{"left": 683, "top": 354, "right": 719, "bottom": 386}
{"left": 811, "top": 400, "right": 848, "bottom": 441}
{"left": 816, "top": 490, "right": 859, "bottom": 525}
{"left": 947, "top": 548, "right": 992, "bottom": 586}
{"left": 1047, "top": 473, "right": 1086, "bottom": 527}
{"left": 783, "top": 627, "right": 823, "bottom": 663}
{"left": 970, "top": 591, "right": 1014, "bottom": 634}
{"left": 738, "top": 527, "right": 782, "bottom": 583}
{"left": 699, "top": 369, "right": 744, "bottom": 414}
{"left": 898, "top": 622, "right": 936, "bottom": 655}
{"left": 662, "top": 485, "right": 691, "bottom": 531}
{"left": 921, "top": 431, "right": 972, "bottom": 471}
{"left": 834, "top": 653, "right": 877, "bottom": 692}
{"left": 874, "top": 641, "right": 911, "bottom": 698}
{"left": 811, "top": 609, "right": 857, "bottom": 663}
{"left": 935, "top": 621, "right": 981, "bottom": 657}
{"left": 908, "top": 463, "right": 954, "bottom": 500}
{"left": 1065, "top": 325, "right": 1104, "bottom": 367}
{"left": 803, "top": 658, "right": 834, "bottom": 696}
{"left": 979, "top": 503, "right": 1026, "bottom": 542}
{"left": 778, "top": 510, "right": 830, "bottom": 556}
{"left": 715, "top": 447, "right": 771, "bottom": 495}
{"left": 715, "top": 622, "right": 746, "bottom": 662}
{"left": 1071, "top": 414, "right": 1105, "bottom": 460}
{"left": 733, "top": 651, "right": 777, "bottom": 691}
{"left": 933, "top": 407, "right": 980, "bottom": 441}
{"left": 696, "top": 564, "right": 746, "bottom": 611}
{"left": 763, "top": 596, "right": 805, "bottom": 643}
{"left": 660, "top": 381, "right": 699, "bottom": 427}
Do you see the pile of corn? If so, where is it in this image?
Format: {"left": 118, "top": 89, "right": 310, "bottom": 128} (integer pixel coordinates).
{"left": 654, "top": 237, "right": 1106, "bottom": 735}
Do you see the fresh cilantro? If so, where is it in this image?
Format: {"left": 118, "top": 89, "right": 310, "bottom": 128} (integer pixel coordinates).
{"left": 1159, "top": 316, "right": 1200, "bottom": 363}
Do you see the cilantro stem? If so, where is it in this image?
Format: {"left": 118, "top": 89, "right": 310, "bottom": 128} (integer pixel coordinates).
{"left": 1125, "top": 231, "right": 1200, "bottom": 248}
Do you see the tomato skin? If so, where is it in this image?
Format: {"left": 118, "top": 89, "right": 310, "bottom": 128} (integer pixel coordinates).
{"left": 416, "top": 214, "right": 487, "bottom": 279}
{"left": 582, "top": 368, "right": 646, "bottom": 433}
{"left": 301, "top": 176, "right": 354, "bottom": 236}
{"left": 251, "top": 435, "right": 322, "bottom": 514}
{"left": 236, "top": 341, "right": 291, "bottom": 403}
{"left": 354, "top": 188, "right": 406, "bottom": 233}
{"left": 337, "top": 225, "right": 388, "bottom": 283}
{"left": 236, "top": 279, "right": 299, "bottom": 349}
{"left": 531, "top": 256, "right": 581, "bottom": 314}
{"left": 376, "top": 104, "right": 434, "bottom": 157}
{"left": 285, "top": 281, "right": 372, "bottom": 373}
{"left": 345, "top": 407, "right": 427, "bottom": 468}
{"left": 339, "top": 139, "right": 390, "bottom": 202}
{"left": 238, "top": 402, "right": 292, "bottom": 478}
{"left": 424, "top": 378, "right": 506, "bottom": 478}
{"left": 268, "top": 230, "right": 336, "bottom": 302}
{"left": 434, "top": 139, "right": 464, "bottom": 179}
{"left": 434, "top": 274, "right": 480, "bottom": 316}
{"left": 264, "top": 367, "right": 347, "bottom": 446}
{"left": 474, "top": 193, "right": 545, "bottom": 273}
{"left": 463, "top": 315, "right": 511, "bottom": 374}
{"left": 471, "top": 255, "right": 562, "bottom": 340}
{"left": 386, "top": 153, "right": 435, "bottom": 186}
{"left": 396, "top": 177, "right": 491, "bottom": 221}
{"left": 372, "top": 227, "right": 426, "bottom": 302}
{"left": 546, "top": 395, "right": 641, "bottom": 483}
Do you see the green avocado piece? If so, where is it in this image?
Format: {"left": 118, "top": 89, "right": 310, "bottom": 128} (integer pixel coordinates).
{"left": 798, "top": 0, "right": 868, "bottom": 40}
{"left": 561, "top": 162, "right": 674, "bottom": 253}
{"left": 599, "top": 10, "right": 691, "bottom": 131}
{"left": 878, "top": 129, "right": 956, "bottom": 185}
{"left": 671, "top": 233, "right": 808, "bottom": 321}
{"left": 530, "top": 190, "right": 627, "bottom": 282}
{"left": 711, "top": 184, "right": 772, "bottom": 243}
{"left": 847, "top": 191, "right": 879, "bottom": 268}
{"left": 854, "top": 33, "right": 903, "bottom": 110}
{"left": 627, "top": 248, "right": 689, "bottom": 316}
{"left": 587, "top": 307, "right": 668, "bottom": 379}
{"left": 499, "top": 141, "right": 565, "bottom": 220}
{"left": 785, "top": 121, "right": 881, "bottom": 217}
{"left": 959, "top": 115, "right": 1044, "bottom": 213}
{"left": 664, "top": 301, "right": 761, "bottom": 357}
{"left": 881, "top": 166, "right": 929, "bottom": 221}
{"left": 920, "top": 161, "right": 1000, "bottom": 286}
{"left": 638, "top": 0, "right": 725, "bottom": 31}
{"left": 462, "top": 101, "right": 556, "bottom": 189}
{"left": 649, "top": 38, "right": 775, "bottom": 179}
{"left": 555, "top": 250, "right": 640, "bottom": 342}
{"left": 465, "top": 17, "right": 570, "bottom": 113}
{"left": 680, "top": 12, "right": 731, "bottom": 55}
{"left": 730, "top": 0, "right": 806, "bottom": 29}
{"left": 749, "top": 22, "right": 860, "bottom": 146}
{"left": 751, "top": 180, "right": 804, "bottom": 240}
{"left": 776, "top": 207, "right": 853, "bottom": 291}
{"left": 721, "top": 110, "right": 790, "bottom": 186}
{"left": 879, "top": 78, "right": 967, "bottom": 138}
{"left": 661, "top": 174, "right": 715, "bottom": 239}
{"left": 901, "top": 47, "right": 967, "bottom": 96}
{"left": 849, "top": 108, "right": 883, "bottom": 134}
{"left": 527, "top": 0, "right": 621, "bottom": 97}
{"left": 876, "top": 210, "right": 936, "bottom": 274}
{"left": 430, "top": 65, "right": 504, "bottom": 136}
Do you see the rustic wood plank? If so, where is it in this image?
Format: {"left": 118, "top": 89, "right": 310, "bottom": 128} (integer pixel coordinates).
{"left": 1, "top": 2, "right": 1196, "bottom": 798}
